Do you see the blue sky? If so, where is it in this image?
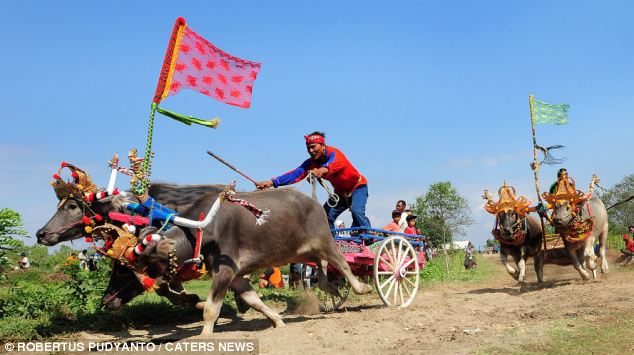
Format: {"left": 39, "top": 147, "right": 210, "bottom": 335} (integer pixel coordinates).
{"left": 2, "top": 1, "right": 633, "bottom": 250}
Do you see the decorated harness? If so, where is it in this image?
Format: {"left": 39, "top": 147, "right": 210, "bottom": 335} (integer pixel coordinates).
{"left": 50, "top": 158, "right": 269, "bottom": 294}
{"left": 483, "top": 182, "right": 533, "bottom": 246}
{"left": 542, "top": 172, "right": 598, "bottom": 244}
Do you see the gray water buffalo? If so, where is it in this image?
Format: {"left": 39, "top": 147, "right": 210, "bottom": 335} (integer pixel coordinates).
{"left": 484, "top": 184, "right": 544, "bottom": 286}
{"left": 495, "top": 212, "right": 544, "bottom": 285}
{"left": 101, "top": 187, "right": 373, "bottom": 337}
{"left": 544, "top": 174, "right": 608, "bottom": 280}
{"left": 36, "top": 183, "right": 224, "bottom": 246}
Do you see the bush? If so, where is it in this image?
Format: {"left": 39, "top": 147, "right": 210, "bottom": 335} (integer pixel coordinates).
{"left": 0, "top": 281, "right": 68, "bottom": 319}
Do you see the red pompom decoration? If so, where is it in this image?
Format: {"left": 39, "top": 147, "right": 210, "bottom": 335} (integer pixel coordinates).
{"left": 61, "top": 162, "right": 68, "bottom": 167}
{"left": 82, "top": 216, "right": 91, "bottom": 225}
{"left": 105, "top": 240, "right": 113, "bottom": 248}
{"left": 53, "top": 173, "right": 60, "bottom": 180}
{"left": 94, "top": 214, "right": 103, "bottom": 222}
{"left": 142, "top": 277, "right": 156, "bottom": 290}
{"left": 85, "top": 236, "right": 93, "bottom": 243}
{"left": 71, "top": 171, "right": 78, "bottom": 178}
{"left": 145, "top": 235, "right": 153, "bottom": 242}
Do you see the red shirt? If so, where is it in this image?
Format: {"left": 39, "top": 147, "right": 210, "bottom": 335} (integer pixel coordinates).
{"left": 404, "top": 226, "right": 419, "bottom": 235}
{"left": 626, "top": 238, "right": 634, "bottom": 253}
{"left": 272, "top": 146, "right": 367, "bottom": 196}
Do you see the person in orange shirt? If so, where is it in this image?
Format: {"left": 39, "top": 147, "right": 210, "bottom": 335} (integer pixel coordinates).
{"left": 259, "top": 267, "right": 284, "bottom": 289}
{"left": 382, "top": 210, "right": 401, "bottom": 232}
{"left": 65, "top": 253, "right": 78, "bottom": 266}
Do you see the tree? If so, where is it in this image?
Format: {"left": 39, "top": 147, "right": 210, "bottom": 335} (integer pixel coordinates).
{"left": 412, "top": 182, "right": 474, "bottom": 272}
{"left": 599, "top": 174, "right": 634, "bottom": 234}
{"left": 0, "top": 208, "right": 28, "bottom": 272}
{"left": 485, "top": 239, "right": 498, "bottom": 248}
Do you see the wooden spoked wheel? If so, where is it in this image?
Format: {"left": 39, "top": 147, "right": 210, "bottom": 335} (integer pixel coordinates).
{"left": 301, "top": 266, "right": 350, "bottom": 312}
{"left": 373, "top": 235, "right": 420, "bottom": 307}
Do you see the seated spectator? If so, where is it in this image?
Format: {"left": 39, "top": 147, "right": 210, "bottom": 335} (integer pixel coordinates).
{"left": 65, "top": 253, "right": 78, "bottom": 266}
{"left": 404, "top": 215, "right": 419, "bottom": 235}
{"left": 382, "top": 210, "right": 402, "bottom": 232}
{"left": 18, "top": 252, "right": 30, "bottom": 269}
{"left": 621, "top": 234, "right": 634, "bottom": 258}
{"left": 78, "top": 249, "right": 89, "bottom": 271}
{"left": 335, "top": 220, "right": 346, "bottom": 229}
{"left": 259, "top": 267, "right": 284, "bottom": 289}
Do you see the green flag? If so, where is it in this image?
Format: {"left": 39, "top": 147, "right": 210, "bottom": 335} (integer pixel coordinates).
{"left": 532, "top": 98, "right": 569, "bottom": 125}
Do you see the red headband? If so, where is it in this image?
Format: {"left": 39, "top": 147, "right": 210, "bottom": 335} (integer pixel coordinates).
{"left": 304, "top": 134, "right": 325, "bottom": 145}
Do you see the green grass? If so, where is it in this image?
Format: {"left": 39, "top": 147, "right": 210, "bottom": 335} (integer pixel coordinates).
{"left": 420, "top": 250, "right": 497, "bottom": 285}
{"left": 476, "top": 312, "right": 634, "bottom": 354}
{"left": 606, "top": 232, "right": 625, "bottom": 251}
{"left": 544, "top": 315, "right": 634, "bottom": 354}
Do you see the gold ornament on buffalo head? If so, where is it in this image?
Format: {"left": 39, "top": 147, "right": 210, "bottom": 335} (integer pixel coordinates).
{"left": 483, "top": 182, "right": 532, "bottom": 217}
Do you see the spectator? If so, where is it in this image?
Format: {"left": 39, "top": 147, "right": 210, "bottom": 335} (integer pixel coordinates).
{"left": 425, "top": 244, "right": 433, "bottom": 261}
{"left": 335, "top": 220, "right": 346, "bottom": 229}
{"left": 259, "top": 267, "right": 284, "bottom": 289}
{"left": 382, "top": 210, "right": 402, "bottom": 232}
{"left": 78, "top": 249, "right": 89, "bottom": 271}
{"left": 17, "top": 252, "right": 30, "bottom": 269}
{"left": 395, "top": 200, "right": 408, "bottom": 232}
{"left": 65, "top": 253, "right": 78, "bottom": 266}
{"left": 624, "top": 225, "right": 634, "bottom": 243}
{"left": 404, "top": 215, "right": 419, "bottom": 235}
{"left": 88, "top": 253, "right": 101, "bottom": 271}
{"left": 621, "top": 234, "right": 634, "bottom": 259}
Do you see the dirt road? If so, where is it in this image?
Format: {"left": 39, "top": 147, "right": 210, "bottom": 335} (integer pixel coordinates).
{"left": 83, "top": 254, "right": 634, "bottom": 354}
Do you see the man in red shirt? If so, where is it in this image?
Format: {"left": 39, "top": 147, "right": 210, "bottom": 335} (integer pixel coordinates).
{"left": 256, "top": 131, "right": 371, "bottom": 229}
{"left": 622, "top": 228, "right": 634, "bottom": 257}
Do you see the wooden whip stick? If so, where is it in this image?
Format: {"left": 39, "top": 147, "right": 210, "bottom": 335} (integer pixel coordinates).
{"left": 207, "top": 150, "right": 258, "bottom": 186}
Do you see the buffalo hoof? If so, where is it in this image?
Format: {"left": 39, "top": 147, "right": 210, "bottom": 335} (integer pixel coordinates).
{"left": 272, "top": 319, "right": 286, "bottom": 328}
{"left": 579, "top": 272, "right": 591, "bottom": 281}
{"left": 195, "top": 302, "right": 206, "bottom": 310}
{"left": 350, "top": 282, "right": 373, "bottom": 295}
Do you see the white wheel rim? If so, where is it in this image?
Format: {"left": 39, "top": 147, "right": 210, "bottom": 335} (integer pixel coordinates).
{"left": 373, "top": 236, "right": 420, "bottom": 307}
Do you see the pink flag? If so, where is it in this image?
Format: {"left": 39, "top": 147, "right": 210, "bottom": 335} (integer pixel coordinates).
{"left": 163, "top": 26, "right": 261, "bottom": 108}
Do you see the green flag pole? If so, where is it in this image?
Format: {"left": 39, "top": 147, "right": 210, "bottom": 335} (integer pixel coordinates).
{"left": 134, "top": 102, "right": 158, "bottom": 198}
{"left": 529, "top": 95, "right": 549, "bottom": 265}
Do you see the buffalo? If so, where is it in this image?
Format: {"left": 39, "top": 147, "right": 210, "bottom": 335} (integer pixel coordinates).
{"left": 101, "top": 187, "right": 373, "bottom": 337}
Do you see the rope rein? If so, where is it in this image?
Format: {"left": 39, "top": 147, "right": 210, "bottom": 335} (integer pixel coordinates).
{"left": 293, "top": 172, "right": 339, "bottom": 207}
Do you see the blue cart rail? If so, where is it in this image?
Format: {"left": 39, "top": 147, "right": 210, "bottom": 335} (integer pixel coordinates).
{"left": 330, "top": 227, "right": 428, "bottom": 250}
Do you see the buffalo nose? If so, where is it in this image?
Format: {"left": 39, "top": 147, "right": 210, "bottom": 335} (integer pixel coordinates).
{"left": 36, "top": 228, "right": 45, "bottom": 241}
